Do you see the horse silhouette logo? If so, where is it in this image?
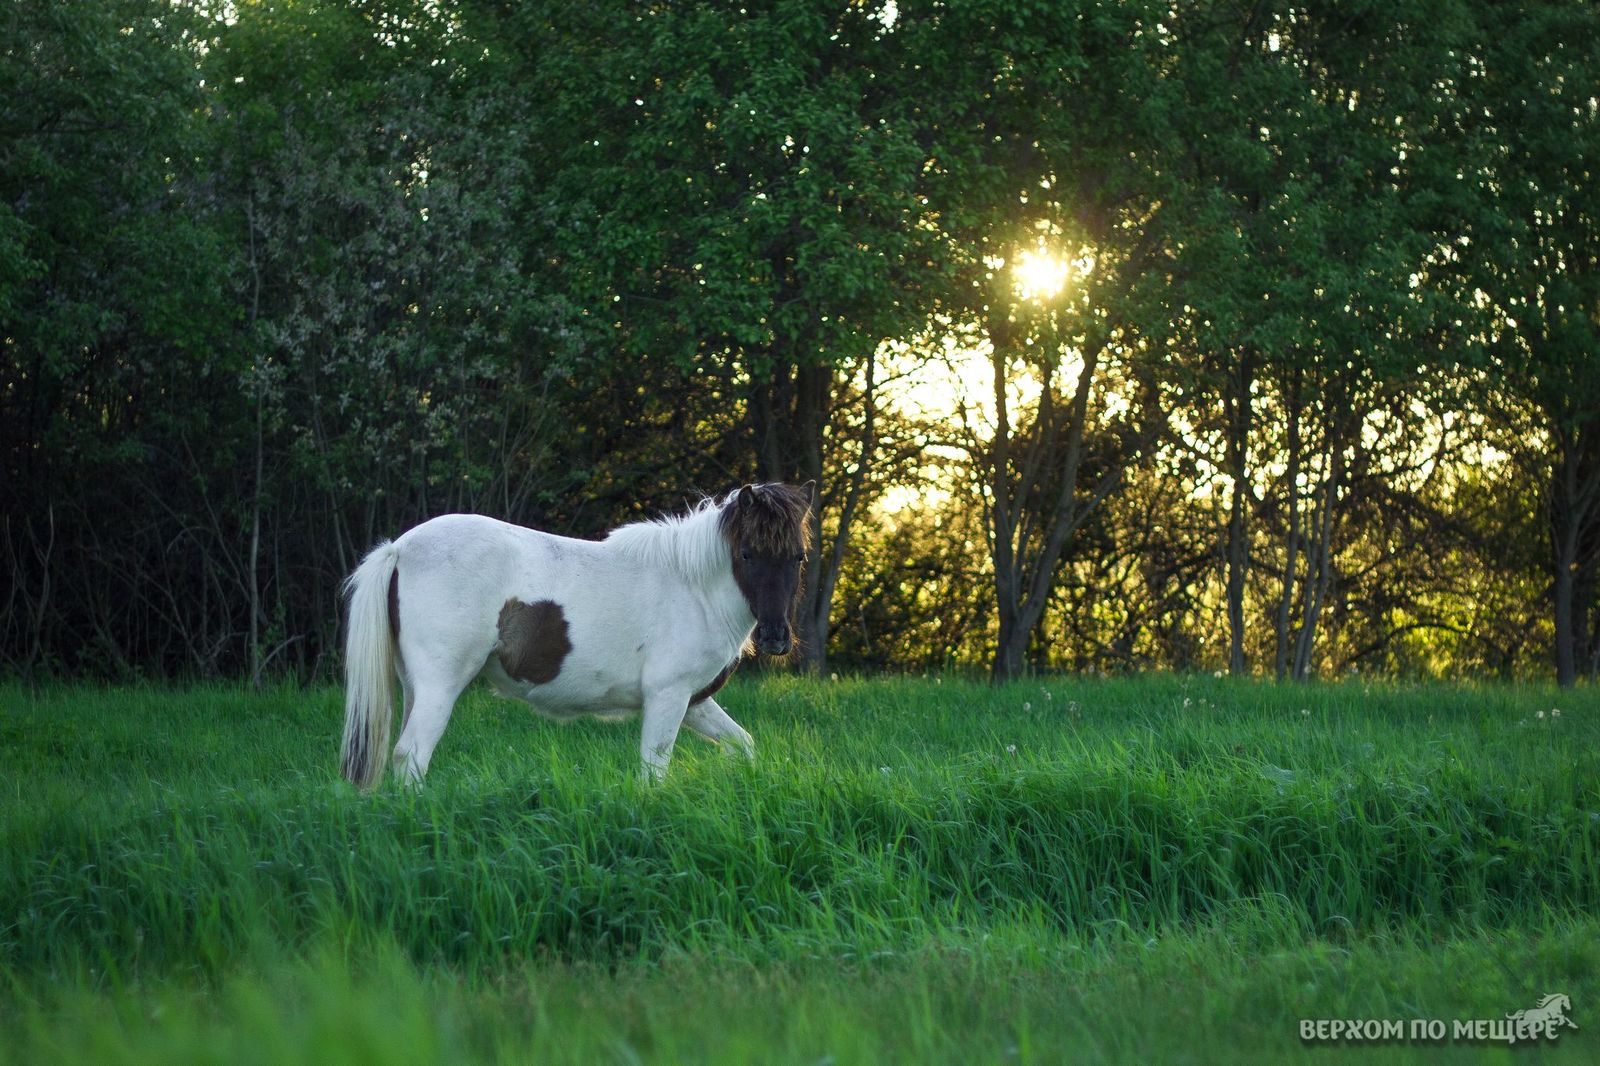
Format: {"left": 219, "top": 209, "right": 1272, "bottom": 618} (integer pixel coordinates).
{"left": 1508, "top": 993, "right": 1577, "bottom": 1041}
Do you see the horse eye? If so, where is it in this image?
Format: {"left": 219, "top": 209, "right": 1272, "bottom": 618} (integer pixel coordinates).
{"left": 740, "top": 550, "right": 750, "bottom": 562}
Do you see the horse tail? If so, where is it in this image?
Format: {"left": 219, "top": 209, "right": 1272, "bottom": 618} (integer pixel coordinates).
{"left": 340, "top": 541, "right": 400, "bottom": 789}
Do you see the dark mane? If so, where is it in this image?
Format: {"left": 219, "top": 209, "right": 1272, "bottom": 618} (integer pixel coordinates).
{"left": 718, "top": 483, "right": 813, "bottom": 555}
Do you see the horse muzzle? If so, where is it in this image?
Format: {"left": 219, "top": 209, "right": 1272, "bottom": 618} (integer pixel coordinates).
{"left": 756, "top": 627, "right": 793, "bottom": 656}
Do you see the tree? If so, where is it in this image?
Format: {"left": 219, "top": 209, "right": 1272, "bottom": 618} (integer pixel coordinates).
{"left": 0, "top": 0, "right": 229, "bottom": 676}
{"left": 472, "top": 0, "right": 953, "bottom": 671}
{"left": 1453, "top": 0, "right": 1600, "bottom": 686}
{"left": 908, "top": 0, "right": 1171, "bottom": 682}
{"left": 1143, "top": 0, "right": 1471, "bottom": 678}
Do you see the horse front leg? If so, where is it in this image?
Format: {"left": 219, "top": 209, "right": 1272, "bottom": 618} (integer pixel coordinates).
{"left": 639, "top": 686, "right": 691, "bottom": 782}
{"left": 684, "top": 697, "right": 754, "bottom": 759}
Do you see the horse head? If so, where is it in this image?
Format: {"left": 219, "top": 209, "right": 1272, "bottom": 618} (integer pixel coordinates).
{"left": 721, "top": 483, "right": 812, "bottom": 655}
{"left": 1544, "top": 993, "right": 1574, "bottom": 1020}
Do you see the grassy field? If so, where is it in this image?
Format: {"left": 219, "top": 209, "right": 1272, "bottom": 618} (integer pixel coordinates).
{"left": 1, "top": 674, "right": 1597, "bottom": 1063}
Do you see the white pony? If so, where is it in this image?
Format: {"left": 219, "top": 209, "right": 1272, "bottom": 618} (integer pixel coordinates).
{"left": 339, "top": 483, "right": 811, "bottom": 787}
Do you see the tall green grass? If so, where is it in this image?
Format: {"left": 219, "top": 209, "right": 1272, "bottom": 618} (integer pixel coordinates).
{"left": 7, "top": 914, "right": 1599, "bottom": 1065}
{"left": 1, "top": 676, "right": 1596, "bottom": 1061}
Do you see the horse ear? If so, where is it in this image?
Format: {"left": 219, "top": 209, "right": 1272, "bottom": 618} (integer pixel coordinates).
{"left": 737, "top": 485, "right": 756, "bottom": 510}
{"left": 799, "top": 479, "right": 818, "bottom": 510}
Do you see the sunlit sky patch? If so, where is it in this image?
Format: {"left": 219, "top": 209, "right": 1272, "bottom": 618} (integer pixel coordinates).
{"left": 1013, "top": 249, "right": 1069, "bottom": 302}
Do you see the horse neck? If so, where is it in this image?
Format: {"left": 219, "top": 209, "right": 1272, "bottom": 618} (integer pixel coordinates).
{"left": 607, "top": 504, "right": 753, "bottom": 646}
{"left": 701, "top": 560, "right": 755, "bottom": 649}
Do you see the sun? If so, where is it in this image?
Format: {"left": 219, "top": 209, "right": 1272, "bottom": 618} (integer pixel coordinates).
{"left": 1013, "top": 248, "right": 1069, "bottom": 301}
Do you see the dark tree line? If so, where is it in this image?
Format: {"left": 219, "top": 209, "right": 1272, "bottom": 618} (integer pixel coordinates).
{"left": 2, "top": 0, "right": 1596, "bottom": 685}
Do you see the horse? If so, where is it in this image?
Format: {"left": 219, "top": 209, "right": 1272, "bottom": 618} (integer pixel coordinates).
{"left": 338, "top": 483, "right": 811, "bottom": 788}
{"left": 1507, "top": 993, "right": 1577, "bottom": 1039}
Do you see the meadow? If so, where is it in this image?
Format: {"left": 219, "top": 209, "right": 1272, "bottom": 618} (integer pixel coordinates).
{"left": 1, "top": 675, "right": 1596, "bottom": 1063}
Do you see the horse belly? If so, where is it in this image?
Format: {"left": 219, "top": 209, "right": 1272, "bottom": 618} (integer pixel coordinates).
{"left": 482, "top": 655, "right": 643, "bottom": 722}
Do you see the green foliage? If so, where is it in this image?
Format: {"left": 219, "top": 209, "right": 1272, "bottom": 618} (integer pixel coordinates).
{"left": 3, "top": 0, "right": 1598, "bottom": 682}
{"left": 484, "top": 0, "right": 947, "bottom": 370}
{"left": 0, "top": 0, "right": 230, "bottom": 431}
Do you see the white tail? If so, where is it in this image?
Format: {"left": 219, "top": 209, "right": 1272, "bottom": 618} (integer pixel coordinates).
{"left": 340, "top": 542, "right": 399, "bottom": 788}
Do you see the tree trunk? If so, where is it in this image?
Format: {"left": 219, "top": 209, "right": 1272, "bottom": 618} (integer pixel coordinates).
{"left": 246, "top": 196, "right": 266, "bottom": 688}
{"left": 248, "top": 387, "right": 265, "bottom": 688}
{"left": 749, "top": 361, "right": 792, "bottom": 487}
{"left": 1582, "top": 514, "right": 1600, "bottom": 683}
{"left": 1224, "top": 352, "right": 1254, "bottom": 676}
{"left": 798, "top": 350, "right": 878, "bottom": 675}
{"left": 1554, "top": 546, "right": 1578, "bottom": 688}
{"left": 1292, "top": 424, "right": 1341, "bottom": 681}
{"left": 987, "top": 336, "right": 1022, "bottom": 682}
{"left": 992, "top": 606, "right": 1028, "bottom": 683}
{"left": 1274, "top": 368, "right": 1301, "bottom": 681}
{"left": 986, "top": 336, "right": 1109, "bottom": 683}
{"left": 749, "top": 354, "right": 878, "bottom": 675}
{"left": 1549, "top": 421, "right": 1600, "bottom": 688}
{"left": 789, "top": 362, "right": 828, "bottom": 672}
{"left": 1551, "top": 441, "right": 1580, "bottom": 688}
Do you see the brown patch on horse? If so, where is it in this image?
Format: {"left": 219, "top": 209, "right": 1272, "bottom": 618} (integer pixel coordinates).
{"left": 496, "top": 599, "right": 572, "bottom": 684}
{"left": 387, "top": 569, "right": 401, "bottom": 639}
{"left": 691, "top": 658, "right": 740, "bottom": 704}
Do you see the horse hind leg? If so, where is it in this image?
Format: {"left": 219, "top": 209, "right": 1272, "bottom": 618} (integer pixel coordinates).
{"left": 400, "top": 674, "right": 415, "bottom": 734}
{"left": 387, "top": 573, "right": 507, "bottom": 785}
{"left": 396, "top": 646, "right": 415, "bottom": 733}
{"left": 391, "top": 655, "right": 480, "bottom": 786}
